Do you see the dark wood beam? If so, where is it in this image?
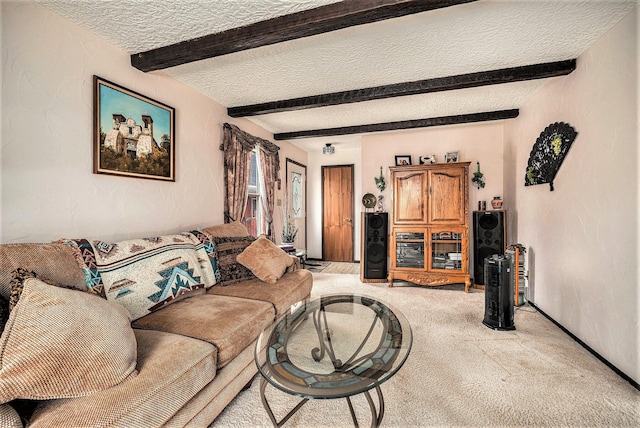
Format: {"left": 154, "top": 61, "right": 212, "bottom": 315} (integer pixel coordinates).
{"left": 273, "top": 109, "right": 519, "bottom": 140}
{"left": 230, "top": 60, "right": 576, "bottom": 117}
{"left": 132, "top": 0, "right": 478, "bottom": 72}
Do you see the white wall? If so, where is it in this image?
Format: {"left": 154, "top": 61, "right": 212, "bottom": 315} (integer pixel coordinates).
{"left": 359, "top": 124, "right": 505, "bottom": 277}
{"left": 1, "top": 1, "right": 305, "bottom": 243}
{"left": 504, "top": 9, "right": 638, "bottom": 383}
{"left": 4, "top": 0, "right": 637, "bottom": 385}
{"left": 305, "top": 123, "right": 506, "bottom": 268}
{"left": 361, "top": 124, "right": 505, "bottom": 217}
{"left": 306, "top": 145, "right": 363, "bottom": 260}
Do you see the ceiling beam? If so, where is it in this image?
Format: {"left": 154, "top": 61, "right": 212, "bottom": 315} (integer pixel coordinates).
{"left": 273, "top": 109, "right": 519, "bottom": 140}
{"left": 230, "top": 60, "right": 576, "bottom": 117}
{"left": 131, "top": 0, "right": 478, "bottom": 72}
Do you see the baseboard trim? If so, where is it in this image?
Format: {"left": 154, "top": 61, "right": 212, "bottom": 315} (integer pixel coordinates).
{"left": 528, "top": 302, "right": 639, "bottom": 391}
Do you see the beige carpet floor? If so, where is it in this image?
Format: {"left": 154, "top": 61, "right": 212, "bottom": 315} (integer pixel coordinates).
{"left": 213, "top": 273, "right": 639, "bottom": 427}
{"left": 305, "top": 261, "right": 360, "bottom": 275}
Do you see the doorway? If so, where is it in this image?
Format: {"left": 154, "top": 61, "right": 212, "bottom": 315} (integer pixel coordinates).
{"left": 322, "top": 165, "right": 354, "bottom": 262}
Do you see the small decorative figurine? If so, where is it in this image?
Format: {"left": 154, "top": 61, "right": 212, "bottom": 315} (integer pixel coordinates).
{"left": 376, "top": 195, "right": 384, "bottom": 212}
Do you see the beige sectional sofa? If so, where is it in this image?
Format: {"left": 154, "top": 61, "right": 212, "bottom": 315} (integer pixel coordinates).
{"left": 0, "top": 222, "right": 313, "bottom": 427}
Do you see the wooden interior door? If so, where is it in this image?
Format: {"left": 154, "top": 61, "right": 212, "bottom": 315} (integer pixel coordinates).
{"left": 322, "top": 165, "right": 354, "bottom": 262}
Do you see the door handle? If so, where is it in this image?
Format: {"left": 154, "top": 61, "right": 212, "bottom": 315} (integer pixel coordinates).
{"left": 345, "top": 218, "right": 352, "bottom": 223}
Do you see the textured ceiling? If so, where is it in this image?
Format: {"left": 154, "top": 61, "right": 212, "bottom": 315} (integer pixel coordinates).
{"left": 38, "top": 0, "right": 637, "bottom": 152}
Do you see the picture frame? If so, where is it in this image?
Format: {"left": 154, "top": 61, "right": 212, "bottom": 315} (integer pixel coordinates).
{"left": 93, "top": 76, "right": 175, "bottom": 181}
{"left": 445, "top": 151, "right": 459, "bottom": 163}
{"left": 419, "top": 154, "right": 437, "bottom": 164}
{"left": 395, "top": 155, "right": 412, "bottom": 166}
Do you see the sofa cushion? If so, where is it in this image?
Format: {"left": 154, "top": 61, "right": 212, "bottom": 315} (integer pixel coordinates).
{"left": 28, "top": 329, "right": 217, "bottom": 428}
{"left": 201, "top": 221, "right": 249, "bottom": 238}
{"left": 208, "top": 269, "right": 313, "bottom": 317}
{"left": 212, "top": 236, "right": 257, "bottom": 286}
{"left": 0, "top": 243, "right": 87, "bottom": 299}
{"left": 133, "top": 294, "right": 274, "bottom": 368}
{"left": 66, "top": 234, "right": 212, "bottom": 320}
{"left": 0, "top": 277, "right": 137, "bottom": 402}
{"left": 236, "top": 235, "right": 294, "bottom": 284}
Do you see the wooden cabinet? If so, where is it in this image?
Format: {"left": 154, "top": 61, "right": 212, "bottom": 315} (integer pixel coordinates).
{"left": 389, "top": 162, "right": 471, "bottom": 292}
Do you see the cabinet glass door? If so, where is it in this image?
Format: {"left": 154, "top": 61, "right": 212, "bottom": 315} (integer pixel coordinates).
{"left": 395, "top": 231, "right": 425, "bottom": 268}
{"left": 430, "top": 230, "right": 463, "bottom": 271}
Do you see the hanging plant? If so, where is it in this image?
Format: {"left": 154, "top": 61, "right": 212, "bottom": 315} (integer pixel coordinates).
{"left": 374, "top": 166, "right": 386, "bottom": 192}
{"left": 471, "top": 161, "right": 485, "bottom": 189}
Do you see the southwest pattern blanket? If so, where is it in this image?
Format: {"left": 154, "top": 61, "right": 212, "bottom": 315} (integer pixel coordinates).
{"left": 65, "top": 232, "right": 218, "bottom": 320}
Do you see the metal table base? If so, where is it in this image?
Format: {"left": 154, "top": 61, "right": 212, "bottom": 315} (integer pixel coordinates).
{"left": 260, "top": 376, "right": 385, "bottom": 428}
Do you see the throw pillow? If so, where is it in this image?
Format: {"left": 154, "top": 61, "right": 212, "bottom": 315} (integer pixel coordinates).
{"left": 8, "top": 268, "right": 73, "bottom": 311}
{"left": 0, "top": 277, "right": 137, "bottom": 402}
{"left": 237, "top": 235, "right": 294, "bottom": 284}
{"left": 201, "top": 221, "right": 249, "bottom": 239}
{"left": 211, "top": 236, "right": 257, "bottom": 286}
{"left": 65, "top": 234, "right": 209, "bottom": 320}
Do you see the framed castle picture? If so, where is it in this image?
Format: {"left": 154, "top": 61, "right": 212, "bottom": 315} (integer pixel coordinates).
{"left": 93, "top": 76, "right": 175, "bottom": 181}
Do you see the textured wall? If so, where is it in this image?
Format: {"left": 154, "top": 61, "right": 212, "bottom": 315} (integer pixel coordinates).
{"left": 503, "top": 10, "right": 638, "bottom": 383}
{"left": 361, "top": 124, "right": 505, "bottom": 216}
{"left": 305, "top": 146, "right": 363, "bottom": 260}
{"left": 305, "top": 123, "right": 505, "bottom": 261}
{"left": 358, "top": 124, "right": 505, "bottom": 272}
{"left": 1, "top": 1, "right": 305, "bottom": 243}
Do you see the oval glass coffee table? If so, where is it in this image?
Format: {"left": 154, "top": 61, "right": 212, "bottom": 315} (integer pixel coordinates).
{"left": 255, "top": 294, "right": 412, "bottom": 427}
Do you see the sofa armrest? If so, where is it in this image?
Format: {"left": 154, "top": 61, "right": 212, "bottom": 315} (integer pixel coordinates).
{"left": 287, "top": 255, "right": 300, "bottom": 272}
{"left": 0, "top": 403, "right": 24, "bottom": 428}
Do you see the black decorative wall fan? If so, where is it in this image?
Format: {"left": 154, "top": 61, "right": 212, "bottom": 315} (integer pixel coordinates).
{"left": 525, "top": 122, "right": 578, "bottom": 191}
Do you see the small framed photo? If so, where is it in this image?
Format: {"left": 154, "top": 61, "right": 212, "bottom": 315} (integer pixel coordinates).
{"left": 419, "top": 155, "right": 437, "bottom": 164}
{"left": 445, "top": 151, "right": 459, "bottom": 163}
{"left": 395, "top": 155, "right": 412, "bottom": 166}
{"left": 94, "top": 76, "right": 175, "bottom": 181}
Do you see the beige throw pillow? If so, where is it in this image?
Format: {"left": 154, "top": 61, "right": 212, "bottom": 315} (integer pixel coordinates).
{"left": 0, "top": 277, "right": 138, "bottom": 402}
{"left": 237, "top": 236, "right": 294, "bottom": 284}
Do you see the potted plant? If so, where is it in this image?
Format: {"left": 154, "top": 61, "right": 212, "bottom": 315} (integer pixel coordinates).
{"left": 281, "top": 205, "right": 298, "bottom": 244}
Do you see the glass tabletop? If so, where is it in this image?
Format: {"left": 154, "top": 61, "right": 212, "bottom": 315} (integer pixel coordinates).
{"left": 255, "top": 294, "right": 412, "bottom": 399}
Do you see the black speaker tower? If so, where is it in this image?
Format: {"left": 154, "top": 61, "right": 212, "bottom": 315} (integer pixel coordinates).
{"left": 361, "top": 212, "right": 388, "bottom": 282}
{"left": 473, "top": 210, "right": 506, "bottom": 285}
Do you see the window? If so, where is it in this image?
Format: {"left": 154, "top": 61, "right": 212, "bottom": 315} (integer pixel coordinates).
{"left": 242, "top": 148, "right": 266, "bottom": 237}
{"left": 291, "top": 171, "right": 303, "bottom": 218}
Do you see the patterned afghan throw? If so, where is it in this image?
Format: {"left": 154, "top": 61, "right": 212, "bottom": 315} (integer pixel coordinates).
{"left": 64, "top": 233, "right": 217, "bottom": 320}
{"left": 189, "top": 229, "right": 221, "bottom": 284}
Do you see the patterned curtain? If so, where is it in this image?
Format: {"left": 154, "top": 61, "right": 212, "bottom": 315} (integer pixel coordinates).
{"left": 220, "top": 124, "right": 253, "bottom": 223}
{"left": 220, "top": 124, "right": 280, "bottom": 239}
